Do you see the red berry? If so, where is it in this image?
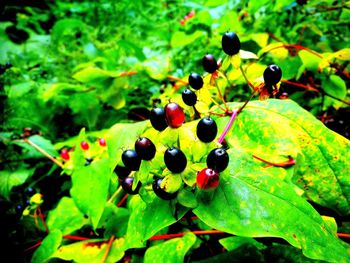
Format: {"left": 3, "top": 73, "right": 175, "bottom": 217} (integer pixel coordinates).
{"left": 80, "top": 141, "right": 89, "bottom": 150}
{"left": 99, "top": 138, "right": 107, "bottom": 147}
{"left": 164, "top": 102, "right": 185, "bottom": 128}
{"left": 60, "top": 148, "right": 70, "bottom": 161}
{"left": 180, "top": 19, "right": 185, "bottom": 26}
{"left": 187, "top": 10, "right": 195, "bottom": 18}
{"left": 196, "top": 168, "right": 219, "bottom": 190}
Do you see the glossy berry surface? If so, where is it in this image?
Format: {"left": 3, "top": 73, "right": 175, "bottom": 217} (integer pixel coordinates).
{"left": 164, "top": 102, "right": 185, "bottom": 128}
{"left": 150, "top": 107, "right": 168, "bottom": 131}
{"left": 120, "top": 177, "right": 141, "bottom": 195}
{"left": 196, "top": 168, "right": 219, "bottom": 190}
{"left": 182, "top": 88, "right": 197, "bottom": 106}
{"left": 114, "top": 165, "right": 131, "bottom": 179}
{"left": 122, "top": 149, "right": 141, "bottom": 171}
{"left": 196, "top": 117, "right": 218, "bottom": 143}
{"left": 80, "top": 141, "right": 89, "bottom": 150}
{"left": 99, "top": 138, "right": 107, "bottom": 147}
{"left": 263, "top": 64, "right": 282, "bottom": 86}
{"left": 152, "top": 178, "right": 177, "bottom": 200}
{"left": 84, "top": 157, "right": 93, "bottom": 166}
{"left": 15, "top": 204, "right": 24, "bottom": 214}
{"left": 206, "top": 148, "right": 229, "bottom": 173}
{"left": 222, "top": 32, "right": 241, "bottom": 55}
{"left": 60, "top": 148, "right": 70, "bottom": 161}
{"left": 25, "top": 187, "right": 36, "bottom": 196}
{"left": 135, "top": 137, "right": 156, "bottom": 160}
{"left": 164, "top": 147, "right": 187, "bottom": 173}
{"left": 188, "top": 73, "right": 204, "bottom": 90}
{"left": 202, "top": 54, "right": 218, "bottom": 73}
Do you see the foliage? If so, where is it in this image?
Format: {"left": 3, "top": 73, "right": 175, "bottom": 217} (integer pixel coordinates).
{"left": 1, "top": 0, "right": 350, "bottom": 262}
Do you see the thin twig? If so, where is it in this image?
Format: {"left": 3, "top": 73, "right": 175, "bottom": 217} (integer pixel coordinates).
{"left": 149, "top": 230, "right": 226, "bottom": 241}
{"left": 108, "top": 186, "right": 123, "bottom": 203}
{"left": 101, "top": 235, "right": 115, "bottom": 263}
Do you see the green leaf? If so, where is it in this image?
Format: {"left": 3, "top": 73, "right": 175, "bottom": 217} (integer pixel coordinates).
{"left": 239, "top": 50, "right": 258, "bottom": 60}
{"left": 98, "top": 203, "right": 129, "bottom": 238}
{"left": 219, "top": 236, "right": 266, "bottom": 251}
{"left": 29, "top": 135, "right": 58, "bottom": 157}
{"left": 322, "top": 75, "right": 347, "bottom": 109}
{"left": 214, "top": 99, "right": 350, "bottom": 215}
{"left": 72, "top": 67, "right": 114, "bottom": 85}
{"left": 144, "top": 233, "right": 196, "bottom": 263}
{"left": 299, "top": 50, "right": 322, "bottom": 71}
{"left": 31, "top": 229, "right": 62, "bottom": 263}
{"left": 70, "top": 158, "right": 111, "bottom": 229}
{"left": 125, "top": 195, "right": 189, "bottom": 248}
{"left": 47, "top": 197, "right": 87, "bottom": 235}
{"left": 171, "top": 31, "right": 205, "bottom": 48}
{"left": 52, "top": 238, "right": 126, "bottom": 263}
{"left": 266, "top": 244, "right": 323, "bottom": 263}
{"left": 0, "top": 168, "right": 34, "bottom": 199}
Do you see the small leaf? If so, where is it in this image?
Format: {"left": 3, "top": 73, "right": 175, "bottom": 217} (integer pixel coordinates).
{"left": 171, "top": 31, "right": 205, "bottom": 48}
{"left": 322, "top": 75, "right": 347, "bottom": 109}
{"left": 98, "top": 203, "right": 129, "bottom": 238}
{"left": 333, "top": 48, "right": 350, "bottom": 60}
{"left": 47, "top": 197, "right": 87, "bottom": 235}
{"left": 31, "top": 229, "right": 62, "bottom": 263}
{"left": 144, "top": 233, "right": 196, "bottom": 263}
{"left": 0, "top": 168, "right": 34, "bottom": 199}
{"left": 219, "top": 236, "right": 266, "bottom": 251}
{"left": 239, "top": 50, "right": 258, "bottom": 60}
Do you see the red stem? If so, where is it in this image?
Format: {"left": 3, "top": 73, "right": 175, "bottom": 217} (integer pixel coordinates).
{"left": 149, "top": 230, "right": 226, "bottom": 241}
{"left": 63, "top": 235, "right": 91, "bottom": 241}
{"left": 119, "top": 71, "right": 138, "bottom": 77}
{"left": 37, "top": 206, "right": 49, "bottom": 234}
{"left": 218, "top": 110, "right": 238, "bottom": 144}
{"left": 117, "top": 194, "right": 129, "bottom": 207}
{"left": 252, "top": 155, "right": 296, "bottom": 168}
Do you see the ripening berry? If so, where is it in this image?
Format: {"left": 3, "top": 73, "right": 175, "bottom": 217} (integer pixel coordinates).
{"left": 60, "top": 148, "right": 70, "bottom": 161}
{"left": 202, "top": 54, "right": 218, "bottom": 73}
{"left": 164, "top": 102, "right": 185, "bottom": 128}
{"left": 80, "top": 141, "right": 89, "bottom": 150}
{"left": 99, "top": 138, "right": 107, "bottom": 147}
{"left": 135, "top": 137, "right": 156, "bottom": 161}
{"left": 196, "top": 168, "right": 219, "bottom": 190}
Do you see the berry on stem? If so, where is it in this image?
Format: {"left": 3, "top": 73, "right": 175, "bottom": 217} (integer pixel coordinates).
{"left": 60, "top": 148, "right": 70, "bottom": 161}
{"left": 196, "top": 117, "right": 218, "bottom": 143}
{"left": 122, "top": 149, "right": 141, "bottom": 171}
{"left": 99, "top": 138, "right": 107, "bottom": 147}
{"left": 263, "top": 64, "right": 282, "bottom": 86}
{"left": 202, "top": 54, "right": 218, "bottom": 73}
{"left": 164, "top": 147, "right": 187, "bottom": 173}
{"left": 135, "top": 137, "right": 156, "bottom": 160}
{"left": 188, "top": 73, "right": 204, "bottom": 90}
{"left": 114, "top": 165, "right": 131, "bottom": 179}
{"left": 120, "top": 177, "right": 141, "bottom": 195}
{"left": 80, "top": 141, "right": 89, "bottom": 150}
{"left": 182, "top": 88, "right": 197, "bottom": 106}
{"left": 150, "top": 107, "right": 168, "bottom": 131}
{"left": 153, "top": 178, "right": 178, "bottom": 200}
{"left": 196, "top": 168, "right": 219, "bottom": 190}
{"left": 164, "top": 102, "right": 185, "bottom": 128}
{"left": 25, "top": 187, "right": 36, "bottom": 196}
{"left": 222, "top": 32, "right": 241, "bottom": 55}
{"left": 206, "top": 148, "right": 229, "bottom": 173}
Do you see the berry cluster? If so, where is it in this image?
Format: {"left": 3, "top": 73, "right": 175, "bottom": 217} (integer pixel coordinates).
{"left": 117, "top": 31, "right": 283, "bottom": 201}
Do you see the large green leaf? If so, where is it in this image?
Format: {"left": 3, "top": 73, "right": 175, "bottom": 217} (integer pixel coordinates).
{"left": 31, "top": 229, "right": 62, "bottom": 263}
{"left": 144, "top": 233, "right": 196, "bottom": 263}
{"left": 47, "top": 197, "right": 87, "bottom": 235}
{"left": 125, "top": 194, "right": 189, "bottom": 248}
{"left": 0, "top": 168, "right": 34, "bottom": 199}
{"left": 214, "top": 99, "right": 350, "bottom": 215}
{"left": 70, "top": 158, "right": 111, "bottom": 229}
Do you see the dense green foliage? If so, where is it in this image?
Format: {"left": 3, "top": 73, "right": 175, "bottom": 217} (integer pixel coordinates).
{"left": 1, "top": 0, "right": 350, "bottom": 262}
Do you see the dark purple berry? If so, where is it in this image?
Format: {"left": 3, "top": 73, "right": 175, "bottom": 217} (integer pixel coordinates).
{"left": 164, "top": 147, "right": 187, "bottom": 173}
{"left": 182, "top": 88, "right": 197, "bottom": 106}
{"left": 114, "top": 165, "right": 131, "bottom": 179}
{"left": 150, "top": 107, "right": 168, "bottom": 131}
{"left": 5, "top": 62, "right": 12, "bottom": 69}
{"left": 206, "top": 148, "right": 229, "bottom": 172}
{"left": 25, "top": 187, "right": 36, "bottom": 196}
{"left": 196, "top": 117, "right": 217, "bottom": 143}
{"left": 84, "top": 157, "right": 93, "bottom": 166}
{"left": 188, "top": 73, "right": 204, "bottom": 90}
{"left": 152, "top": 178, "right": 177, "bottom": 200}
{"left": 122, "top": 149, "right": 141, "bottom": 171}
{"left": 135, "top": 137, "right": 156, "bottom": 160}
{"left": 202, "top": 54, "right": 218, "bottom": 73}
{"left": 263, "top": 64, "right": 282, "bottom": 86}
{"left": 222, "top": 32, "right": 241, "bottom": 55}
{"left": 120, "top": 177, "right": 141, "bottom": 195}
{"left": 15, "top": 204, "right": 24, "bottom": 214}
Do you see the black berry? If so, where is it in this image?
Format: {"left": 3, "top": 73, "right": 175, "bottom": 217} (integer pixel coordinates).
{"left": 164, "top": 147, "right": 187, "bottom": 173}
{"left": 202, "top": 54, "right": 218, "bottom": 73}
{"left": 5, "top": 62, "right": 12, "bottom": 69}
{"left": 135, "top": 137, "right": 156, "bottom": 161}
{"left": 188, "top": 73, "right": 204, "bottom": 90}
{"left": 206, "top": 148, "right": 229, "bottom": 172}
{"left": 152, "top": 178, "right": 177, "bottom": 200}
{"left": 122, "top": 149, "right": 141, "bottom": 171}
{"left": 196, "top": 117, "right": 218, "bottom": 143}
{"left": 164, "top": 102, "right": 185, "bottom": 128}
{"left": 222, "top": 32, "right": 241, "bottom": 55}
{"left": 15, "top": 204, "right": 24, "bottom": 215}
{"left": 120, "top": 177, "right": 141, "bottom": 195}
{"left": 25, "top": 187, "right": 36, "bottom": 196}
{"left": 150, "top": 107, "right": 168, "bottom": 131}
{"left": 114, "top": 165, "right": 131, "bottom": 179}
{"left": 182, "top": 88, "right": 197, "bottom": 106}
{"left": 84, "top": 157, "right": 93, "bottom": 166}
{"left": 263, "top": 64, "right": 282, "bottom": 86}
